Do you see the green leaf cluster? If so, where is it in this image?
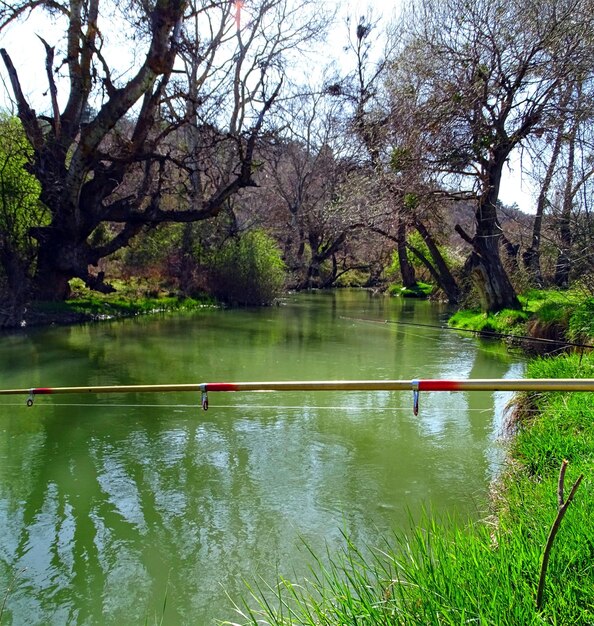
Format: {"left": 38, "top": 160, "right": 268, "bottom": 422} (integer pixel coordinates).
{"left": 209, "top": 230, "right": 286, "bottom": 306}
{"left": 386, "top": 231, "right": 455, "bottom": 279}
{"left": 0, "top": 114, "right": 47, "bottom": 261}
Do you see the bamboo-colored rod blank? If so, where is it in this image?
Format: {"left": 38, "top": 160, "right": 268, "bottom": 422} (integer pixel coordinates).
{"left": 0, "top": 378, "right": 594, "bottom": 397}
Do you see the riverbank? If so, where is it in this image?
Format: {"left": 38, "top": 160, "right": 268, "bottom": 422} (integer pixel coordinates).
{"left": 2, "top": 278, "right": 216, "bottom": 329}
{"left": 25, "top": 294, "right": 214, "bottom": 327}
{"left": 448, "top": 288, "right": 594, "bottom": 352}
{"left": 228, "top": 294, "right": 594, "bottom": 625}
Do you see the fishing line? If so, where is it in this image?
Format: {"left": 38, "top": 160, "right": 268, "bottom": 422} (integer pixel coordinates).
{"left": 341, "top": 315, "right": 594, "bottom": 350}
{"left": 0, "top": 401, "right": 522, "bottom": 414}
{"left": 342, "top": 316, "right": 480, "bottom": 348}
{"left": 344, "top": 314, "right": 530, "bottom": 365}
{"left": 389, "top": 326, "right": 446, "bottom": 344}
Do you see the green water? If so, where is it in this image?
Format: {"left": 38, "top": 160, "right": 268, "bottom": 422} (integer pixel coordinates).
{"left": 0, "top": 290, "right": 525, "bottom": 624}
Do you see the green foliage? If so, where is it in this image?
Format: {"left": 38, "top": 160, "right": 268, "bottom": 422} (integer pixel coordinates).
{"left": 533, "top": 300, "right": 574, "bottom": 325}
{"left": 385, "top": 243, "right": 417, "bottom": 278}
{"left": 520, "top": 289, "right": 578, "bottom": 318}
{"left": 334, "top": 269, "right": 368, "bottom": 287}
{"left": 209, "top": 230, "right": 286, "bottom": 306}
{"left": 403, "top": 192, "right": 419, "bottom": 210}
{"left": 119, "top": 218, "right": 237, "bottom": 298}
{"left": 230, "top": 354, "right": 594, "bottom": 626}
{"left": 567, "top": 298, "right": 594, "bottom": 341}
{"left": 33, "top": 277, "right": 213, "bottom": 321}
{"left": 389, "top": 146, "right": 412, "bottom": 172}
{"left": 386, "top": 231, "right": 456, "bottom": 281}
{"left": 384, "top": 249, "right": 400, "bottom": 278}
{"left": 0, "top": 114, "right": 47, "bottom": 270}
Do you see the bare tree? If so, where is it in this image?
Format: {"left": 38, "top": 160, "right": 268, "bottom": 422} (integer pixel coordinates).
{"left": 391, "top": 0, "right": 594, "bottom": 311}
{"left": 551, "top": 81, "right": 594, "bottom": 287}
{"left": 523, "top": 74, "right": 594, "bottom": 287}
{"left": 523, "top": 97, "right": 567, "bottom": 286}
{"left": 331, "top": 15, "right": 428, "bottom": 291}
{"left": 0, "top": 0, "right": 328, "bottom": 300}
{"left": 249, "top": 82, "right": 366, "bottom": 287}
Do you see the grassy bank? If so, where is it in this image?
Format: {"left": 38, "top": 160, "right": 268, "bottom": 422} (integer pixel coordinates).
{"left": 448, "top": 289, "right": 594, "bottom": 345}
{"left": 22, "top": 277, "right": 215, "bottom": 327}
{"left": 387, "top": 281, "right": 434, "bottom": 298}
{"left": 228, "top": 335, "right": 594, "bottom": 623}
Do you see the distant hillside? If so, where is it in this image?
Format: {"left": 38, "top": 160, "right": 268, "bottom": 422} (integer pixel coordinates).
{"left": 441, "top": 198, "right": 534, "bottom": 249}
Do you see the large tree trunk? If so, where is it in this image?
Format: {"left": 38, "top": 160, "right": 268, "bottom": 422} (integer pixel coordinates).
{"left": 305, "top": 259, "right": 320, "bottom": 288}
{"left": 458, "top": 158, "right": 520, "bottom": 312}
{"left": 31, "top": 231, "right": 78, "bottom": 300}
{"left": 32, "top": 226, "right": 118, "bottom": 300}
{"left": 33, "top": 267, "right": 72, "bottom": 301}
{"left": 0, "top": 251, "right": 29, "bottom": 328}
{"left": 465, "top": 239, "right": 519, "bottom": 311}
{"left": 397, "top": 214, "right": 417, "bottom": 289}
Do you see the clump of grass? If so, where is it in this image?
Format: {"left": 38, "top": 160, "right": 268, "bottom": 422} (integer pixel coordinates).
{"left": 448, "top": 307, "right": 530, "bottom": 336}
{"left": 511, "top": 354, "right": 594, "bottom": 476}
{"left": 29, "top": 276, "right": 215, "bottom": 323}
{"left": 334, "top": 269, "right": 369, "bottom": 287}
{"left": 568, "top": 297, "right": 594, "bottom": 342}
{"left": 228, "top": 352, "right": 594, "bottom": 626}
{"left": 68, "top": 294, "right": 208, "bottom": 316}
{"left": 228, "top": 510, "right": 592, "bottom": 625}
{"left": 388, "top": 282, "right": 433, "bottom": 298}
{"left": 32, "top": 294, "right": 212, "bottom": 321}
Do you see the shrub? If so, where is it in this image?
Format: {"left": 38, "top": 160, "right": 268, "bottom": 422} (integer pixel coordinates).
{"left": 568, "top": 297, "right": 594, "bottom": 341}
{"left": 209, "top": 230, "right": 286, "bottom": 305}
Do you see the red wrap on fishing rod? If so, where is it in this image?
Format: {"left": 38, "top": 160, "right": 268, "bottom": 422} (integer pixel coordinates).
{"left": 418, "top": 380, "right": 465, "bottom": 391}
{"left": 203, "top": 383, "right": 240, "bottom": 392}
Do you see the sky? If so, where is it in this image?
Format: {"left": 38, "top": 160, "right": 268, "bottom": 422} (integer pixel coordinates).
{"left": 0, "top": 0, "right": 535, "bottom": 213}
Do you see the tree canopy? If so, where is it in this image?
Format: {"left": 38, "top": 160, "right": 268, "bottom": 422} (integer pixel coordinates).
{"left": 0, "top": 0, "right": 593, "bottom": 320}
{"left": 0, "top": 0, "right": 328, "bottom": 299}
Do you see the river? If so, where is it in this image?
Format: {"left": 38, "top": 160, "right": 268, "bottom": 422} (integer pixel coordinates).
{"left": 0, "top": 290, "right": 525, "bottom": 624}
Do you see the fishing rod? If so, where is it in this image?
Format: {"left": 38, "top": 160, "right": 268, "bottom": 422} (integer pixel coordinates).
{"left": 341, "top": 316, "right": 594, "bottom": 350}
{"left": 1, "top": 378, "right": 593, "bottom": 415}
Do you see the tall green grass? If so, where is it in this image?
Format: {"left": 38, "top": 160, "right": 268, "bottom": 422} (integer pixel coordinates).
{"left": 227, "top": 352, "right": 594, "bottom": 625}
{"left": 448, "top": 289, "right": 594, "bottom": 343}
{"left": 448, "top": 306, "right": 530, "bottom": 335}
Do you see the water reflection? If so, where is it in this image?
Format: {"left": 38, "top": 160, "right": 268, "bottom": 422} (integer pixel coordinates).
{"left": 0, "top": 291, "right": 526, "bottom": 624}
